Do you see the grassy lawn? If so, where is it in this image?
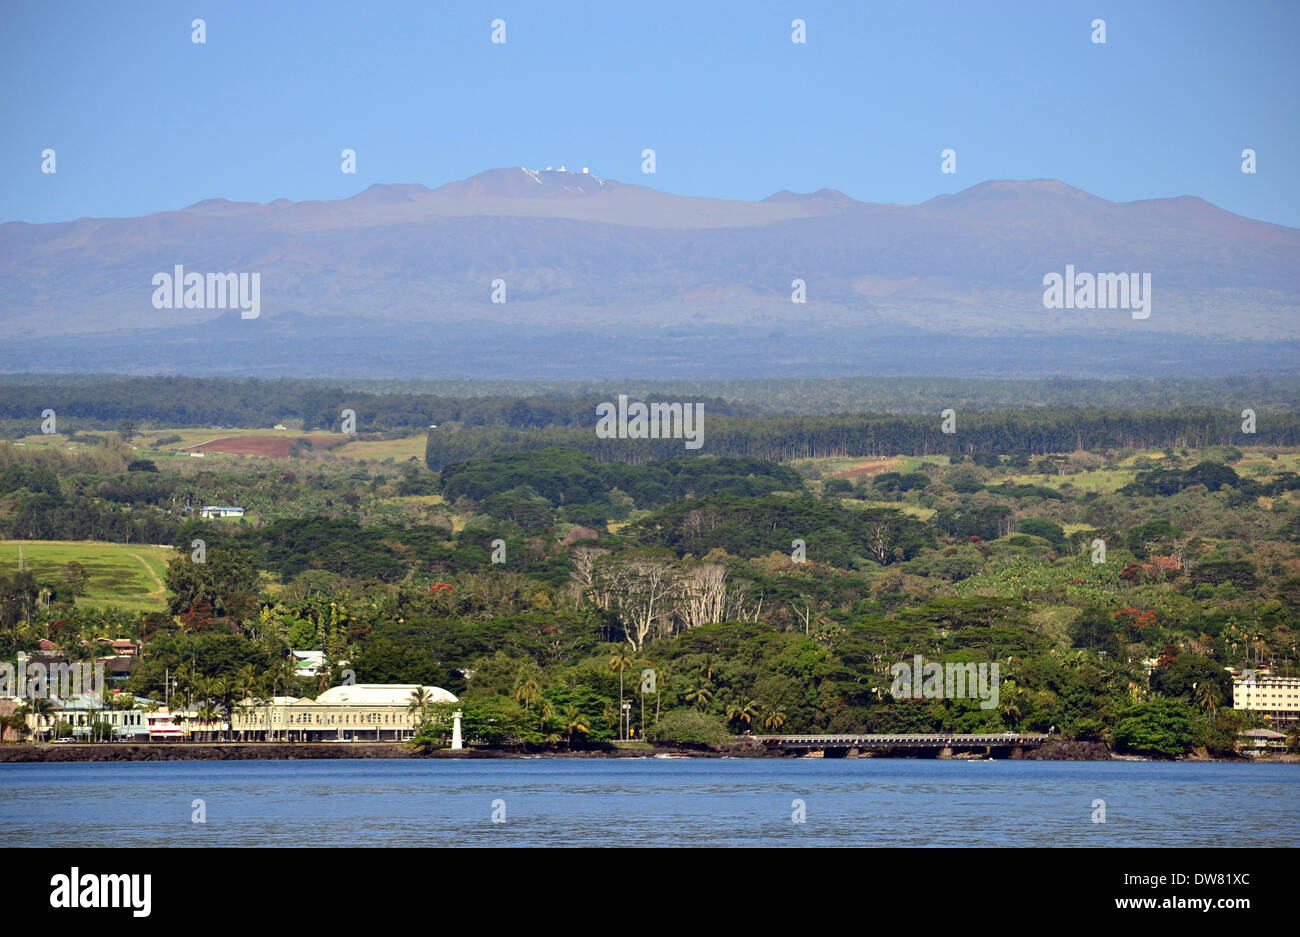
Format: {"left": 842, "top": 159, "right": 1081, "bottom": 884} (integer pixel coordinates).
{"left": 1115, "top": 449, "right": 1172, "bottom": 466}
{"left": 333, "top": 435, "right": 427, "bottom": 461}
{"left": 842, "top": 499, "right": 936, "bottom": 520}
{"left": 1004, "top": 468, "right": 1134, "bottom": 493}
{"left": 0, "top": 540, "right": 172, "bottom": 613}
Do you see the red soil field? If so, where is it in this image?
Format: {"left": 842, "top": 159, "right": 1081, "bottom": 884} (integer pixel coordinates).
{"left": 189, "top": 436, "right": 348, "bottom": 457}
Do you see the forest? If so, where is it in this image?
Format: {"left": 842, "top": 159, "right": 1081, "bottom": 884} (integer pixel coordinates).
{"left": 0, "top": 382, "right": 1297, "bottom": 758}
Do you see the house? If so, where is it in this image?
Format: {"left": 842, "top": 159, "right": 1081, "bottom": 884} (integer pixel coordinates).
{"left": 146, "top": 708, "right": 224, "bottom": 741}
{"left": 1239, "top": 728, "right": 1288, "bottom": 755}
{"left": 17, "top": 693, "right": 156, "bottom": 740}
{"left": 96, "top": 656, "right": 136, "bottom": 682}
{"left": 55, "top": 695, "right": 152, "bottom": 740}
{"left": 289, "top": 650, "right": 348, "bottom": 678}
{"left": 199, "top": 506, "right": 244, "bottom": 519}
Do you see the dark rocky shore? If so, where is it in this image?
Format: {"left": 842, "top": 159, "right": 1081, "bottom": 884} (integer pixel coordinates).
{"left": 3, "top": 739, "right": 1288, "bottom": 763}
{"left": 0, "top": 741, "right": 768, "bottom": 763}
{"left": 0, "top": 738, "right": 1091, "bottom": 763}
{"left": 1010, "top": 739, "right": 1113, "bottom": 760}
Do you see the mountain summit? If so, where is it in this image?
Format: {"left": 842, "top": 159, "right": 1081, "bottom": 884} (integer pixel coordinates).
{"left": 1, "top": 171, "right": 1295, "bottom": 378}
{"left": 433, "top": 167, "right": 620, "bottom": 198}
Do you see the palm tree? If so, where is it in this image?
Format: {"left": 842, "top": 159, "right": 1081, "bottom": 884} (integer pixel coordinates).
{"left": 197, "top": 703, "right": 220, "bottom": 741}
{"left": 171, "top": 684, "right": 194, "bottom": 738}
{"left": 685, "top": 684, "right": 713, "bottom": 712}
{"left": 233, "top": 703, "right": 251, "bottom": 741}
{"left": 762, "top": 708, "right": 786, "bottom": 732}
{"left": 316, "top": 656, "right": 334, "bottom": 694}
{"left": 175, "top": 662, "right": 197, "bottom": 705}
{"left": 652, "top": 664, "right": 671, "bottom": 725}
{"left": 211, "top": 675, "right": 234, "bottom": 741}
{"left": 16, "top": 700, "right": 51, "bottom": 742}
{"left": 255, "top": 678, "right": 273, "bottom": 743}
{"left": 560, "top": 705, "right": 590, "bottom": 749}
{"left": 513, "top": 675, "right": 542, "bottom": 715}
{"left": 234, "top": 665, "right": 259, "bottom": 739}
{"left": 35, "top": 697, "right": 56, "bottom": 742}
{"left": 1193, "top": 680, "right": 1221, "bottom": 715}
{"left": 194, "top": 676, "right": 219, "bottom": 740}
{"left": 537, "top": 699, "right": 555, "bottom": 736}
{"left": 407, "top": 686, "right": 433, "bottom": 726}
{"left": 608, "top": 649, "right": 632, "bottom": 739}
{"left": 266, "top": 659, "right": 298, "bottom": 740}
{"left": 724, "top": 696, "right": 758, "bottom": 732}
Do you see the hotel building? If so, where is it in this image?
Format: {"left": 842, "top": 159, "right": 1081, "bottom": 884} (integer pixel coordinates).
{"left": 1232, "top": 673, "right": 1300, "bottom": 727}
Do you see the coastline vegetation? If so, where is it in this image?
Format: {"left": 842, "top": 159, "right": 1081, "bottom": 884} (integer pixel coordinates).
{"left": 1, "top": 377, "right": 1298, "bottom": 759}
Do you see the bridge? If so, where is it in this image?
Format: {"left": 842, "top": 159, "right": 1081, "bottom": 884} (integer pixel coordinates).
{"left": 750, "top": 732, "right": 1051, "bottom": 757}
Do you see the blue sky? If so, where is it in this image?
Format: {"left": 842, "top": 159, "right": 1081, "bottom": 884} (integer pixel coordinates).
{"left": 2, "top": 0, "right": 1297, "bottom": 226}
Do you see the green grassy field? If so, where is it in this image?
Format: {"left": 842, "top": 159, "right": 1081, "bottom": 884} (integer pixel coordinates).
{"left": 843, "top": 499, "right": 936, "bottom": 520}
{"left": 333, "top": 436, "right": 427, "bottom": 461}
{"left": 0, "top": 540, "right": 172, "bottom": 613}
{"left": 1004, "top": 468, "right": 1134, "bottom": 493}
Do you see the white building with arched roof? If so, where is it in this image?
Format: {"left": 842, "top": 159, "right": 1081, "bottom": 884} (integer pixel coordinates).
{"left": 232, "top": 684, "right": 458, "bottom": 742}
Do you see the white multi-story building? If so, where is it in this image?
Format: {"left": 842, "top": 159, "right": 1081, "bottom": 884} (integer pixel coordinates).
{"left": 1232, "top": 673, "right": 1300, "bottom": 727}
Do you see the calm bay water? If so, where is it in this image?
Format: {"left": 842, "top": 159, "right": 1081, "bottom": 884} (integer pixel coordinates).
{"left": 2, "top": 758, "right": 1297, "bottom": 847}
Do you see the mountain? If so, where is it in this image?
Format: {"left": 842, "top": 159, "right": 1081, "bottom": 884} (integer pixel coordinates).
{"left": 0, "top": 168, "right": 1296, "bottom": 379}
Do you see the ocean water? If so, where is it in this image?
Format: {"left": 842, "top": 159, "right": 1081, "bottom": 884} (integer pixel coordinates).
{"left": 2, "top": 758, "right": 1296, "bottom": 847}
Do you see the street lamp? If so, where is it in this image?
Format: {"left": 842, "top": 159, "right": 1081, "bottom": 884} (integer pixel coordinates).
{"left": 621, "top": 700, "right": 631, "bottom": 741}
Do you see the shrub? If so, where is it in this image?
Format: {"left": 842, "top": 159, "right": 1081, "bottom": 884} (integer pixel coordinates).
{"left": 823, "top": 478, "right": 854, "bottom": 496}
{"left": 646, "top": 709, "right": 731, "bottom": 745}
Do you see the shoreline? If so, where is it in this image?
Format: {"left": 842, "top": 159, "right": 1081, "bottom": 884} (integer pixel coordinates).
{"left": 1, "top": 741, "right": 1295, "bottom": 764}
